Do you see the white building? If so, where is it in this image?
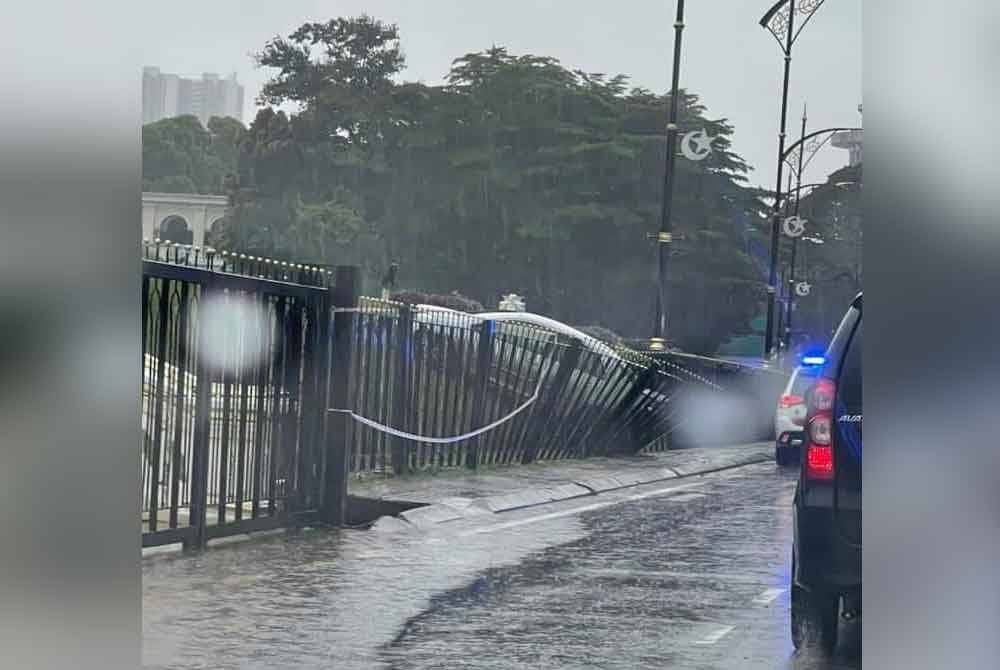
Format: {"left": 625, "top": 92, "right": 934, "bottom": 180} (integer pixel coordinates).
{"left": 832, "top": 129, "right": 863, "bottom": 166}
{"left": 831, "top": 104, "right": 863, "bottom": 167}
{"left": 143, "top": 67, "right": 244, "bottom": 125}
{"left": 142, "top": 191, "right": 229, "bottom": 247}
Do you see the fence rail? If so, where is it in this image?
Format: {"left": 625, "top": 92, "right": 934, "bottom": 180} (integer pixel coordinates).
{"left": 141, "top": 253, "right": 783, "bottom": 549}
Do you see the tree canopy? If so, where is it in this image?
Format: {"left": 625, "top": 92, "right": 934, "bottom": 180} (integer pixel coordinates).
{"left": 142, "top": 115, "right": 244, "bottom": 194}
{"left": 143, "top": 15, "right": 803, "bottom": 354}
{"left": 786, "top": 162, "right": 863, "bottom": 341}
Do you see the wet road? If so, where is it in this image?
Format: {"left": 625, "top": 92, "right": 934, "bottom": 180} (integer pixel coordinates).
{"left": 143, "top": 462, "right": 860, "bottom": 669}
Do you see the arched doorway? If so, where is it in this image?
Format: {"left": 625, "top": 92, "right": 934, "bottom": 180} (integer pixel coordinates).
{"left": 158, "top": 215, "right": 193, "bottom": 244}
{"left": 205, "top": 217, "right": 227, "bottom": 248}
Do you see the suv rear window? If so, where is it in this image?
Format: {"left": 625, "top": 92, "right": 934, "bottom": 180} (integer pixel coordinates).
{"left": 839, "top": 317, "right": 862, "bottom": 405}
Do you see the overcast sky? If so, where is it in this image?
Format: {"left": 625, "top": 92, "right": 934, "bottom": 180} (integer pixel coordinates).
{"left": 144, "top": 0, "right": 860, "bottom": 190}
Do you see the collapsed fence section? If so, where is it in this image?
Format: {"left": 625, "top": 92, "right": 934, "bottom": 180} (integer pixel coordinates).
{"left": 341, "top": 301, "right": 688, "bottom": 476}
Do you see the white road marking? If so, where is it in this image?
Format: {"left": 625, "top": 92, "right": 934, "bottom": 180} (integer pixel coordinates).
{"left": 666, "top": 493, "right": 707, "bottom": 503}
{"left": 458, "top": 481, "right": 706, "bottom": 536}
{"left": 575, "top": 569, "right": 768, "bottom": 585}
{"left": 694, "top": 625, "right": 735, "bottom": 645}
{"left": 753, "top": 588, "right": 785, "bottom": 605}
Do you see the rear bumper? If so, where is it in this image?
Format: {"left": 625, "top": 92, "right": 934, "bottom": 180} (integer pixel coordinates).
{"left": 776, "top": 431, "right": 806, "bottom": 449}
{"left": 794, "top": 503, "right": 862, "bottom": 595}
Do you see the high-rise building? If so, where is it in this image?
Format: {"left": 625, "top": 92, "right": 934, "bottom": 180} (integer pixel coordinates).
{"left": 143, "top": 67, "right": 244, "bottom": 125}
{"left": 831, "top": 104, "right": 863, "bottom": 166}
{"left": 831, "top": 129, "right": 863, "bottom": 166}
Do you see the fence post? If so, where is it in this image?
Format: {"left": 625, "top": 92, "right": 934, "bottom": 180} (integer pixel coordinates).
{"left": 466, "top": 319, "right": 495, "bottom": 469}
{"left": 187, "top": 278, "right": 216, "bottom": 550}
{"left": 303, "top": 286, "right": 333, "bottom": 512}
{"left": 321, "top": 265, "right": 360, "bottom": 527}
{"left": 391, "top": 305, "right": 414, "bottom": 475}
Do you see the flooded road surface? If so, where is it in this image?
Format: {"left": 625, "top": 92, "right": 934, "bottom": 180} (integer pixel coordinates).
{"left": 143, "top": 463, "right": 859, "bottom": 669}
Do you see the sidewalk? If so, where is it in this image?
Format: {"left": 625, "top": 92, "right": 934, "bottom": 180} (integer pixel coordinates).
{"left": 348, "top": 442, "right": 773, "bottom": 528}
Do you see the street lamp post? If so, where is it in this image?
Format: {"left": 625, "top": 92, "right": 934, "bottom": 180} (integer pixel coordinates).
{"left": 778, "top": 170, "right": 795, "bottom": 363}
{"left": 758, "top": 0, "right": 827, "bottom": 360}
{"left": 783, "top": 104, "right": 808, "bottom": 351}
{"left": 650, "top": 0, "right": 686, "bottom": 352}
{"left": 776, "top": 263, "right": 786, "bottom": 355}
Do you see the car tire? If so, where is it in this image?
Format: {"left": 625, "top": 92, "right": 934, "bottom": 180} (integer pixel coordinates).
{"left": 790, "top": 562, "right": 840, "bottom": 654}
{"left": 775, "top": 445, "right": 788, "bottom": 466}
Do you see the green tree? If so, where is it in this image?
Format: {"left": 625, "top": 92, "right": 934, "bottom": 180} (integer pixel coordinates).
{"left": 789, "top": 163, "right": 863, "bottom": 341}
{"left": 192, "top": 16, "right": 774, "bottom": 354}
{"left": 142, "top": 115, "right": 244, "bottom": 194}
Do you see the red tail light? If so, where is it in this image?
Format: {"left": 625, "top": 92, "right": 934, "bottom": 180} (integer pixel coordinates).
{"left": 779, "top": 394, "right": 804, "bottom": 408}
{"left": 805, "top": 378, "right": 836, "bottom": 481}
{"left": 806, "top": 444, "right": 834, "bottom": 479}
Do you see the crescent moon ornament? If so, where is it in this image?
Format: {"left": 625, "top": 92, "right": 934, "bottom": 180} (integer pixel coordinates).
{"left": 680, "top": 128, "right": 715, "bottom": 161}
{"left": 795, "top": 281, "right": 812, "bottom": 297}
{"left": 783, "top": 216, "right": 807, "bottom": 238}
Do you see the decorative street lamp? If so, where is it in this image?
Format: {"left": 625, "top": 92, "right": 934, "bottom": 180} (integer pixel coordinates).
{"left": 781, "top": 179, "right": 858, "bottom": 349}
{"left": 778, "top": 121, "right": 861, "bottom": 350}
{"left": 758, "top": 0, "right": 827, "bottom": 360}
{"left": 783, "top": 103, "right": 809, "bottom": 352}
{"left": 650, "top": 0, "right": 687, "bottom": 353}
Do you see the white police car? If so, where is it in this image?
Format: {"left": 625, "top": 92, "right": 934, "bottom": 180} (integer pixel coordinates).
{"left": 774, "top": 357, "right": 824, "bottom": 465}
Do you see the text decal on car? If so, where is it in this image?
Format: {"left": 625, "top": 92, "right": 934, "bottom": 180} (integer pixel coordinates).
{"left": 837, "top": 414, "right": 862, "bottom": 423}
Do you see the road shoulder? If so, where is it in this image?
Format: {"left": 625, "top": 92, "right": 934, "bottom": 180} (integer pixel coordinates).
{"left": 350, "top": 442, "right": 773, "bottom": 528}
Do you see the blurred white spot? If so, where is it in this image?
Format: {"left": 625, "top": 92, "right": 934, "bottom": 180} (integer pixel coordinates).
{"left": 199, "top": 295, "right": 271, "bottom": 374}
{"left": 674, "top": 389, "right": 755, "bottom": 446}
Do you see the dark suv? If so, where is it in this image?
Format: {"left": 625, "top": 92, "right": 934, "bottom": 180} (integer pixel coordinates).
{"left": 791, "top": 293, "right": 862, "bottom": 653}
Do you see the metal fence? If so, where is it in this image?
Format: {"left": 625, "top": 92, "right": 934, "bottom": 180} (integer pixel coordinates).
{"left": 140, "top": 244, "right": 780, "bottom": 549}
{"left": 342, "top": 300, "right": 683, "bottom": 475}
{"left": 141, "top": 251, "right": 332, "bottom": 548}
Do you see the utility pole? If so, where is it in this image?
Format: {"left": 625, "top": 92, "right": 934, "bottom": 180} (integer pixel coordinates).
{"left": 650, "top": 0, "right": 686, "bottom": 352}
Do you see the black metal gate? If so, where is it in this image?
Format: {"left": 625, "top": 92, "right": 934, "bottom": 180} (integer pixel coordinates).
{"left": 141, "top": 258, "right": 332, "bottom": 549}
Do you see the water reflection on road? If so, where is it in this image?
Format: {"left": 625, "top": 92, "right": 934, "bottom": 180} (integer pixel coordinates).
{"left": 143, "top": 464, "right": 859, "bottom": 669}
{"left": 143, "top": 512, "right": 586, "bottom": 668}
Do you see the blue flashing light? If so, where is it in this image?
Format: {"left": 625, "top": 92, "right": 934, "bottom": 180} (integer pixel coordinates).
{"left": 802, "top": 355, "right": 826, "bottom": 366}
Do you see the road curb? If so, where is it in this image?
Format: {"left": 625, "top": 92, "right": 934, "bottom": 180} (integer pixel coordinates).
{"left": 481, "top": 483, "right": 594, "bottom": 513}
{"left": 394, "top": 450, "right": 772, "bottom": 529}
{"left": 670, "top": 453, "right": 772, "bottom": 478}
{"left": 574, "top": 467, "right": 680, "bottom": 493}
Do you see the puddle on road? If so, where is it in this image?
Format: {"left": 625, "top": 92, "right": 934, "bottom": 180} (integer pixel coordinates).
{"left": 143, "top": 516, "right": 587, "bottom": 669}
